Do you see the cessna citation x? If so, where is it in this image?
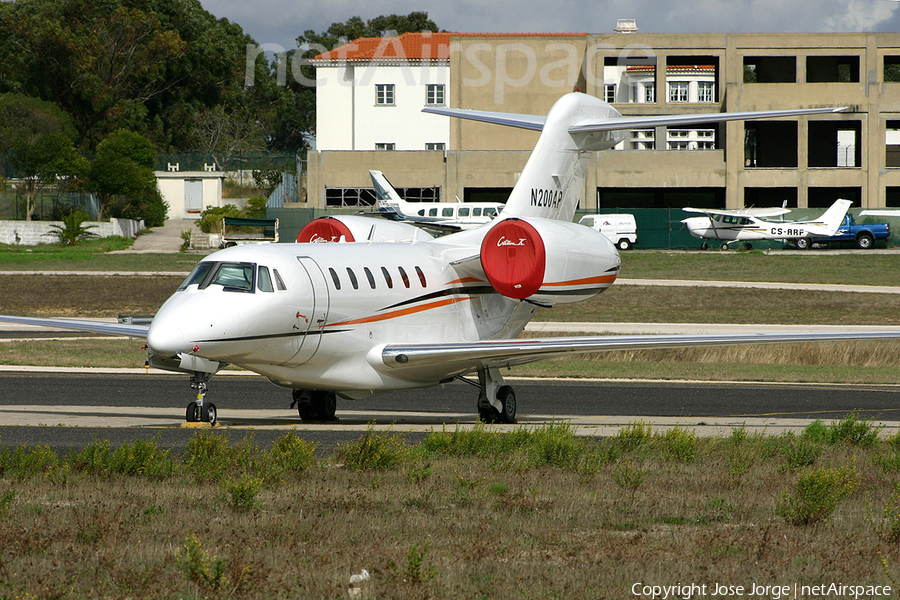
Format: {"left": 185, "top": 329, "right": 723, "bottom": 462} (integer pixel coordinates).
{"left": 5, "top": 92, "right": 900, "bottom": 426}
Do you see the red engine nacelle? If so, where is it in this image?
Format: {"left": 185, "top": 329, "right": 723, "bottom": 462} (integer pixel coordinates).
{"left": 480, "top": 217, "right": 620, "bottom": 305}
{"left": 296, "top": 216, "right": 432, "bottom": 244}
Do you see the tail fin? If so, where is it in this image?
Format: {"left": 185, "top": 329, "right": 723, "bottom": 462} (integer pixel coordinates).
{"left": 370, "top": 170, "right": 408, "bottom": 215}
{"left": 424, "top": 92, "right": 845, "bottom": 223}
{"left": 813, "top": 199, "right": 852, "bottom": 235}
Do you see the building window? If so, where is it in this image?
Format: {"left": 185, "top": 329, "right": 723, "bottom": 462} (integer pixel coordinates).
{"left": 426, "top": 143, "right": 445, "bottom": 151}
{"left": 644, "top": 83, "right": 655, "bottom": 103}
{"left": 604, "top": 84, "right": 616, "bottom": 103}
{"left": 376, "top": 84, "right": 395, "bottom": 105}
{"left": 426, "top": 84, "right": 445, "bottom": 106}
{"left": 375, "top": 143, "right": 395, "bottom": 151}
{"left": 668, "top": 81, "right": 689, "bottom": 103}
{"left": 886, "top": 57, "right": 900, "bottom": 83}
{"left": 698, "top": 81, "right": 715, "bottom": 103}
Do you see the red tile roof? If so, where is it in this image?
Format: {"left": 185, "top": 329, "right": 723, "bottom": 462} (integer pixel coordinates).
{"left": 314, "top": 32, "right": 589, "bottom": 62}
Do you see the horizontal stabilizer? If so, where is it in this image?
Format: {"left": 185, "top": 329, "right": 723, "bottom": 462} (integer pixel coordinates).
{"left": 569, "top": 107, "right": 846, "bottom": 134}
{"left": 422, "top": 106, "right": 545, "bottom": 131}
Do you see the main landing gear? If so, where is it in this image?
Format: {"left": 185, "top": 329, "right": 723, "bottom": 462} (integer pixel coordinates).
{"left": 185, "top": 371, "right": 217, "bottom": 426}
{"left": 458, "top": 366, "right": 517, "bottom": 424}
{"left": 291, "top": 389, "right": 338, "bottom": 421}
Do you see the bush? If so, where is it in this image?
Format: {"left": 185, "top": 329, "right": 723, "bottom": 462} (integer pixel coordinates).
{"left": 661, "top": 427, "right": 697, "bottom": 463}
{"left": 338, "top": 425, "right": 410, "bottom": 471}
{"left": 617, "top": 421, "right": 653, "bottom": 451}
{"left": 197, "top": 204, "right": 243, "bottom": 234}
{"left": 46, "top": 210, "right": 97, "bottom": 245}
{"left": 828, "top": 411, "right": 880, "bottom": 447}
{"left": 777, "top": 465, "right": 859, "bottom": 525}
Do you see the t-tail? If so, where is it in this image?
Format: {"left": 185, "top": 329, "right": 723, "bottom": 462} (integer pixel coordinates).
{"left": 424, "top": 92, "right": 846, "bottom": 223}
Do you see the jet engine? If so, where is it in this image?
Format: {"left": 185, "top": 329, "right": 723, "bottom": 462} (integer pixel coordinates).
{"left": 479, "top": 217, "right": 620, "bottom": 305}
{"left": 296, "top": 216, "right": 433, "bottom": 243}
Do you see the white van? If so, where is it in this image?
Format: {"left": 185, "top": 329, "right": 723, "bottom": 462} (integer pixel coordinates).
{"left": 578, "top": 214, "right": 638, "bottom": 250}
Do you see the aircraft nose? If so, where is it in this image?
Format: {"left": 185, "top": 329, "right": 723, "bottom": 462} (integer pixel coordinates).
{"left": 147, "top": 317, "right": 189, "bottom": 356}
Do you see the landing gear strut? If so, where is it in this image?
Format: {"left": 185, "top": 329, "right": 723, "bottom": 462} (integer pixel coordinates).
{"left": 185, "top": 371, "right": 217, "bottom": 426}
{"left": 291, "top": 389, "right": 337, "bottom": 421}
{"left": 474, "top": 367, "right": 517, "bottom": 424}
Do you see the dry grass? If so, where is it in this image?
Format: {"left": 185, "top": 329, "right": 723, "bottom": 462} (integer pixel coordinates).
{"left": 2, "top": 424, "right": 900, "bottom": 598}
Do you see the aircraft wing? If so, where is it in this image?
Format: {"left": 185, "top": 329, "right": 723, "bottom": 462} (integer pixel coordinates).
{"left": 377, "top": 330, "right": 900, "bottom": 380}
{"left": 0, "top": 315, "right": 149, "bottom": 338}
{"left": 683, "top": 207, "right": 791, "bottom": 218}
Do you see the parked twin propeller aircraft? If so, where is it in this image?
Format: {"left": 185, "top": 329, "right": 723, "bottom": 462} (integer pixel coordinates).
{"left": 4, "top": 92, "right": 899, "bottom": 426}
{"left": 371, "top": 169, "right": 504, "bottom": 231}
{"left": 681, "top": 200, "right": 852, "bottom": 250}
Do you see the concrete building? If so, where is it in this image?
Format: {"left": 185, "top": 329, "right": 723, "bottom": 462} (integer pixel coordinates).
{"left": 306, "top": 30, "right": 900, "bottom": 212}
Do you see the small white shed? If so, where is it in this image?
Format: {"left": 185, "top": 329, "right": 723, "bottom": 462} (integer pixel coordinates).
{"left": 155, "top": 170, "right": 226, "bottom": 219}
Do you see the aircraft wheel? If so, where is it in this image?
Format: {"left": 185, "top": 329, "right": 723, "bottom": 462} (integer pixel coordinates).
{"left": 294, "top": 390, "right": 316, "bottom": 421}
{"left": 314, "top": 391, "right": 337, "bottom": 421}
{"left": 186, "top": 402, "right": 202, "bottom": 422}
{"left": 202, "top": 403, "right": 217, "bottom": 426}
{"left": 721, "top": 242, "right": 730, "bottom": 250}
{"left": 700, "top": 241, "right": 709, "bottom": 250}
{"left": 496, "top": 386, "right": 517, "bottom": 424}
{"left": 796, "top": 238, "right": 810, "bottom": 250}
{"left": 744, "top": 243, "right": 753, "bottom": 251}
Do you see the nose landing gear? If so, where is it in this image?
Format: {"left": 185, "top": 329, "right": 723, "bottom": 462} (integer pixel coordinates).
{"left": 185, "top": 372, "right": 217, "bottom": 426}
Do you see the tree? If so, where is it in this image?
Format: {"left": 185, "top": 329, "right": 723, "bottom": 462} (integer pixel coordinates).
{"left": 88, "top": 129, "right": 167, "bottom": 226}
{"left": 0, "top": 0, "right": 259, "bottom": 149}
{"left": 0, "top": 94, "right": 86, "bottom": 220}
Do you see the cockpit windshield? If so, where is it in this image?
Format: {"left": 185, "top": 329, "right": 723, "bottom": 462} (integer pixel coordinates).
{"left": 178, "top": 261, "right": 257, "bottom": 293}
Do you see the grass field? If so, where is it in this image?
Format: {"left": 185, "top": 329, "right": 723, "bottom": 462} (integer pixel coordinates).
{"left": 2, "top": 421, "right": 900, "bottom": 599}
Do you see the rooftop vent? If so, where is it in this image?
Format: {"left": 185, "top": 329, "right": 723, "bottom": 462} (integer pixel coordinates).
{"left": 614, "top": 19, "right": 638, "bottom": 33}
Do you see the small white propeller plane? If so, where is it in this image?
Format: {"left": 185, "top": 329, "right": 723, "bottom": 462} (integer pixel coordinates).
{"left": 3, "top": 92, "right": 899, "bottom": 426}
{"left": 371, "top": 170, "right": 504, "bottom": 231}
{"left": 681, "top": 200, "right": 852, "bottom": 250}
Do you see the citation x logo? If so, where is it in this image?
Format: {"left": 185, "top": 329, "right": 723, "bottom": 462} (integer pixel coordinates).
{"left": 308, "top": 233, "right": 338, "bottom": 243}
{"left": 496, "top": 236, "right": 527, "bottom": 247}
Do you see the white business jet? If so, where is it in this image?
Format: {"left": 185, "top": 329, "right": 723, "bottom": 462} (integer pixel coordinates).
{"left": 682, "top": 200, "right": 852, "bottom": 250}
{"left": 371, "top": 170, "right": 503, "bottom": 231}
{"left": 4, "top": 93, "right": 899, "bottom": 426}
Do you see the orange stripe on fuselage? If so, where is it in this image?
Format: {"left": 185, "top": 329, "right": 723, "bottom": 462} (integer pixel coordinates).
{"left": 446, "top": 277, "right": 484, "bottom": 285}
{"left": 326, "top": 297, "right": 472, "bottom": 327}
{"left": 541, "top": 273, "right": 618, "bottom": 287}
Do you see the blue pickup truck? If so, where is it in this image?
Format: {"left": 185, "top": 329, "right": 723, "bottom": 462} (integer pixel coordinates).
{"left": 796, "top": 215, "right": 890, "bottom": 249}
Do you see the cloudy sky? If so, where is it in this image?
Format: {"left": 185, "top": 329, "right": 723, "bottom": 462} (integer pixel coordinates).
{"left": 199, "top": 0, "right": 900, "bottom": 50}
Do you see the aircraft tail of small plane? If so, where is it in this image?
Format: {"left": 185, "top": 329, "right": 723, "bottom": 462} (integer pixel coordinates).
{"left": 808, "top": 198, "right": 852, "bottom": 236}
{"left": 425, "top": 93, "right": 846, "bottom": 223}
{"left": 370, "top": 170, "right": 406, "bottom": 214}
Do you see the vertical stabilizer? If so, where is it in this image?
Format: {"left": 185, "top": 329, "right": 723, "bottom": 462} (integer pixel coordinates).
{"left": 813, "top": 199, "right": 852, "bottom": 235}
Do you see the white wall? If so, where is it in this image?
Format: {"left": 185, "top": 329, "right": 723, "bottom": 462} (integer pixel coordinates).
{"left": 316, "top": 64, "right": 451, "bottom": 151}
{"left": 0, "top": 218, "right": 143, "bottom": 245}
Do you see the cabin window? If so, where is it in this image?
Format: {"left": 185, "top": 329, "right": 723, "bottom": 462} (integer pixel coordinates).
{"left": 484, "top": 207, "right": 497, "bottom": 217}
{"left": 328, "top": 267, "right": 341, "bottom": 290}
{"left": 363, "top": 267, "right": 376, "bottom": 289}
{"left": 458, "top": 207, "right": 470, "bottom": 217}
{"left": 442, "top": 207, "right": 453, "bottom": 217}
{"left": 472, "top": 207, "right": 482, "bottom": 217}
{"left": 381, "top": 267, "right": 393, "bottom": 288}
{"left": 417, "top": 209, "right": 425, "bottom": 216}
{"left": 209, "top": 263, "right": 255, "bottom": 293}
{"left": 257, "top": 266, "right": 274, "bottom": 292}
{"left": 415, "top": 266, "right": 427, "bottom": 287}
{"left": 273, "top": 269, "right": 287, "bottom": 291}
{"left": 428, "top": 208, "right": 438, "bottom": 217}
{"left": 398, "top": 266, "right": 410, "bottom": 288}
{"left": 178, "top": 262, "right": 215, "bottom": 291}
{"left": 346, "top": 267, "right": 359, "bottom": 290}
